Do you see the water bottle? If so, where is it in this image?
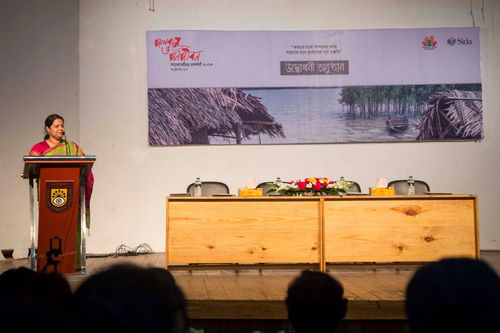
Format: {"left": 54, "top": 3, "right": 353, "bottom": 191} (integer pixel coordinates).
{"left": 194, "top": 177, "right": 202, "bottom": 197}
{"left": 276, "top": 177, "right": 282, "bottom": 184}
{"left": 407, "top": 176, "right": 415, "bottom": 195}
{"left": 339, "top": 176, "right": 346, "bottom": 196}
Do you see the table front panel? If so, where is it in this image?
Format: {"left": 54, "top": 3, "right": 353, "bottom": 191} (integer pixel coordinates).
{"left": 168, "top": 199, "right": 320, "bottom": 265}
{"left": 324, "top": 198, "right": 476, "bottom": 263}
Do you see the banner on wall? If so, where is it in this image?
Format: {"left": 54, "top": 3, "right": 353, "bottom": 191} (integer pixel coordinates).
{"left": 146, "top": 28, "right": 482, "bottom": 145}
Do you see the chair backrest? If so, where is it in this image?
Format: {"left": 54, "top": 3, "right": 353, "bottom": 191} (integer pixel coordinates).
{"left": 388, "top": 180, "right": 430, "bottom": 195}
{"left": 186, "top": 181, "right": 230, "bottom": 196}
{"left": 345, "top": 181, "right": 362, "bottom": 193}
{"left": 256, "top": 182, "right": 276, "bottom": 195}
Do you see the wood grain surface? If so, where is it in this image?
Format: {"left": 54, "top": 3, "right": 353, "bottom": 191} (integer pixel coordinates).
{"left": 167, "top": 196, "right": 478, "bottom": 268}
{"left": 167, "top": 199, "right": 320, "bottom": 265}
{"left": 324, "top": 198, "right": 477, "bottom": 262}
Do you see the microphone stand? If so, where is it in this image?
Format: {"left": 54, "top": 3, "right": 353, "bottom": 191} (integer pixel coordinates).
{"left": 63, "top": 133, "right": 70, "bottom": 156}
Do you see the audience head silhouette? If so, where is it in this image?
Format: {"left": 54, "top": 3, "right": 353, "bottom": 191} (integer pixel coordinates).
{"left": 286, "top": 270, "right": 347, "bottom": 333}
{"left": 73, "top": 263, "right": 187, "bottom": 333}
{"left": 406, "top": 258, "right": 500, "bottom": 333}
{"left": 5, "top": 258, "right": 499, "bottom": 333}
{"left": 0, "top": 267, "right": 72, "bottom": 333}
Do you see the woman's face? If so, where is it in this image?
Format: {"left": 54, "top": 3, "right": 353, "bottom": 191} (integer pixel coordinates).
{"left": 46, "top": 118, "right": 64, "bottom": 141}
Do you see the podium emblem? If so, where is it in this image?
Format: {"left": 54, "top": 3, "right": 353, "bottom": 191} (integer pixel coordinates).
{"left": 46, "top": 182, "right": 73, "bottom": 212}
{"left": 51, "top": 189, "right": 67, "bottom": 207}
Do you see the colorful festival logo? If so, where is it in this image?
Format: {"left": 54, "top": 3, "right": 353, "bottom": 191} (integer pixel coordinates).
{"left": 154, "top": 36, "right": 203, "bottom": 62}
{"left": 447, "top": 36, "right": 457, "bottom": 46}
{"left": 422, "top": 35, "right": 437, "bottom": 50}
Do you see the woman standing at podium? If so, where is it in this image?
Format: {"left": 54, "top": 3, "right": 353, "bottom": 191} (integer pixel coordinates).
{"left": 29, "top": 114, "right": 94, "bottom": 219}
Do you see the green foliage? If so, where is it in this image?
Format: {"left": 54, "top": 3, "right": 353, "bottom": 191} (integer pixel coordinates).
{"left": 338, "top": 84, "right": 481, "bottom": 118}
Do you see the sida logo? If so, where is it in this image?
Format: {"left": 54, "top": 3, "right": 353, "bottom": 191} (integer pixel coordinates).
{"left": 154, "top": 36, "right": 203, "bottom": 62}
{"left": 447, "top": 36, "right": 473, "bottom": 46}
{"left": 422, "top": 35, "right": 437, "bottom": 50}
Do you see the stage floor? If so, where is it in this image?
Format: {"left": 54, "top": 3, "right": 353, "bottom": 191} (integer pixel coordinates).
{"left": 1, "top": 251, "right": 499, "bottom": 321}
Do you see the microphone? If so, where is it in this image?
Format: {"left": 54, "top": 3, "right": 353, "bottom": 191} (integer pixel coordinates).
{"left": 62, "top": 131, "right": 70, "bottom": 156}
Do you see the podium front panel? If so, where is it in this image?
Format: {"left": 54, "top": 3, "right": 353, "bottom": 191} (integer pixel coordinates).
{"left": 38, "top": 166, "right": 80, "bottom": 273}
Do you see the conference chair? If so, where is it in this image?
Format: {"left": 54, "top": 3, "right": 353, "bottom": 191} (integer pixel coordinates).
{"left": 186, "top": 181, "right": 230, "bottom": 196}
{"left": 345, "top": 181, "right": 362, "bottom": 193}
{"left": 256, "top": 182, "right": 276, "bottom": 195}
{"left": 388, "top": 179, "right": 430, "bottom": 195}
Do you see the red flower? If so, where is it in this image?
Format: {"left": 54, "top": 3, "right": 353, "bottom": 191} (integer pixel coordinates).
{"left": 313, "top": 182, "right": 322, "bottom": 191}
{"left": 298, "top": 181, "right": 306, "bottom": 190}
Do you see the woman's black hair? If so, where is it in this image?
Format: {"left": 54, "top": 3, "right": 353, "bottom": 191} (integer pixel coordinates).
{"left": 44, "top": 114, "right": 64, "bottom": 140}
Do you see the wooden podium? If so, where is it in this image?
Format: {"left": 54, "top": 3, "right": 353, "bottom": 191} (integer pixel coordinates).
{"left": 22, "top": 156, "right": 95, "bottom": 274}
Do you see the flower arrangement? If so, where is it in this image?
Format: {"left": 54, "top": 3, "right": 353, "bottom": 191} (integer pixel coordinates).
{"left": 270, "top": 177, "right": 352, "bottom": 196}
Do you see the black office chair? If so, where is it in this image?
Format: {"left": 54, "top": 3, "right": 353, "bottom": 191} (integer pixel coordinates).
{"left": 388, "top": 180, "right": 430, "bottom": 195}
{"left": 256, "top": 182, "right": 277, "bottom": 195}
{"left": 186, "top": 181, "right": 230, "bottom": 196}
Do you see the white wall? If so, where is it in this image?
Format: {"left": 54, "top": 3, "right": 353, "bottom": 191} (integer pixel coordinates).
{"left": 1, "top": 0, "right": 499, "bottom": 259}
{"left": 0, "top": 0, "right": 79, "bottom": 258}
{"left": 80, "top": 0, "right": 500, "bottom": 253}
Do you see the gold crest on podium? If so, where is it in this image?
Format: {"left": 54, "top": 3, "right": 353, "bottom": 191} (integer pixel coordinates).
{"left": 46, "top": 182, "right": 74, "bottom": 212}
{"left": 51, "top": 189, "right": 67, "bottom": 207}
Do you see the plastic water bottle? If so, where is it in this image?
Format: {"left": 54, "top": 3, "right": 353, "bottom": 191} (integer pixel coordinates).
{"left": 194, "top": 177, "right": 202, "bottom": 197}
{"left": 339, "top": 176, "right": 346, "bottom": 196}
{"left": 407, "top": 176, "right": 415, "bottom": 195}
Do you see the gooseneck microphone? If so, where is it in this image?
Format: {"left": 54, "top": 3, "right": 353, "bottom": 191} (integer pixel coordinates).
{"left": 62, "top": 131, "right": 70, "bottom": 156}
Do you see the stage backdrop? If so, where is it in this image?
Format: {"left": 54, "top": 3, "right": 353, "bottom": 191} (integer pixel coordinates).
{"left": 146, "top": 28, "right": 482, "bottom": 146}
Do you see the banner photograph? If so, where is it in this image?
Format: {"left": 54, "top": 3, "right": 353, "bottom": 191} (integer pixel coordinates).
{"left": 146, "top": 28, "right": 482, "bottom": 145}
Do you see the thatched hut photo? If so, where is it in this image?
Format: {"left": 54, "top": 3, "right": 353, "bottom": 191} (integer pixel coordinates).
{"left": 416, "top": 90, "right": 483, "bottom": 141}
{"left": 148, "top": 88, "right": 285, "bottom": 145}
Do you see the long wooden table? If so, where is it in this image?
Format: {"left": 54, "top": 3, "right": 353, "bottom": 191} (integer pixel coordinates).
{"left": 166, "top": 195, "right": 478, "bottom": 270}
